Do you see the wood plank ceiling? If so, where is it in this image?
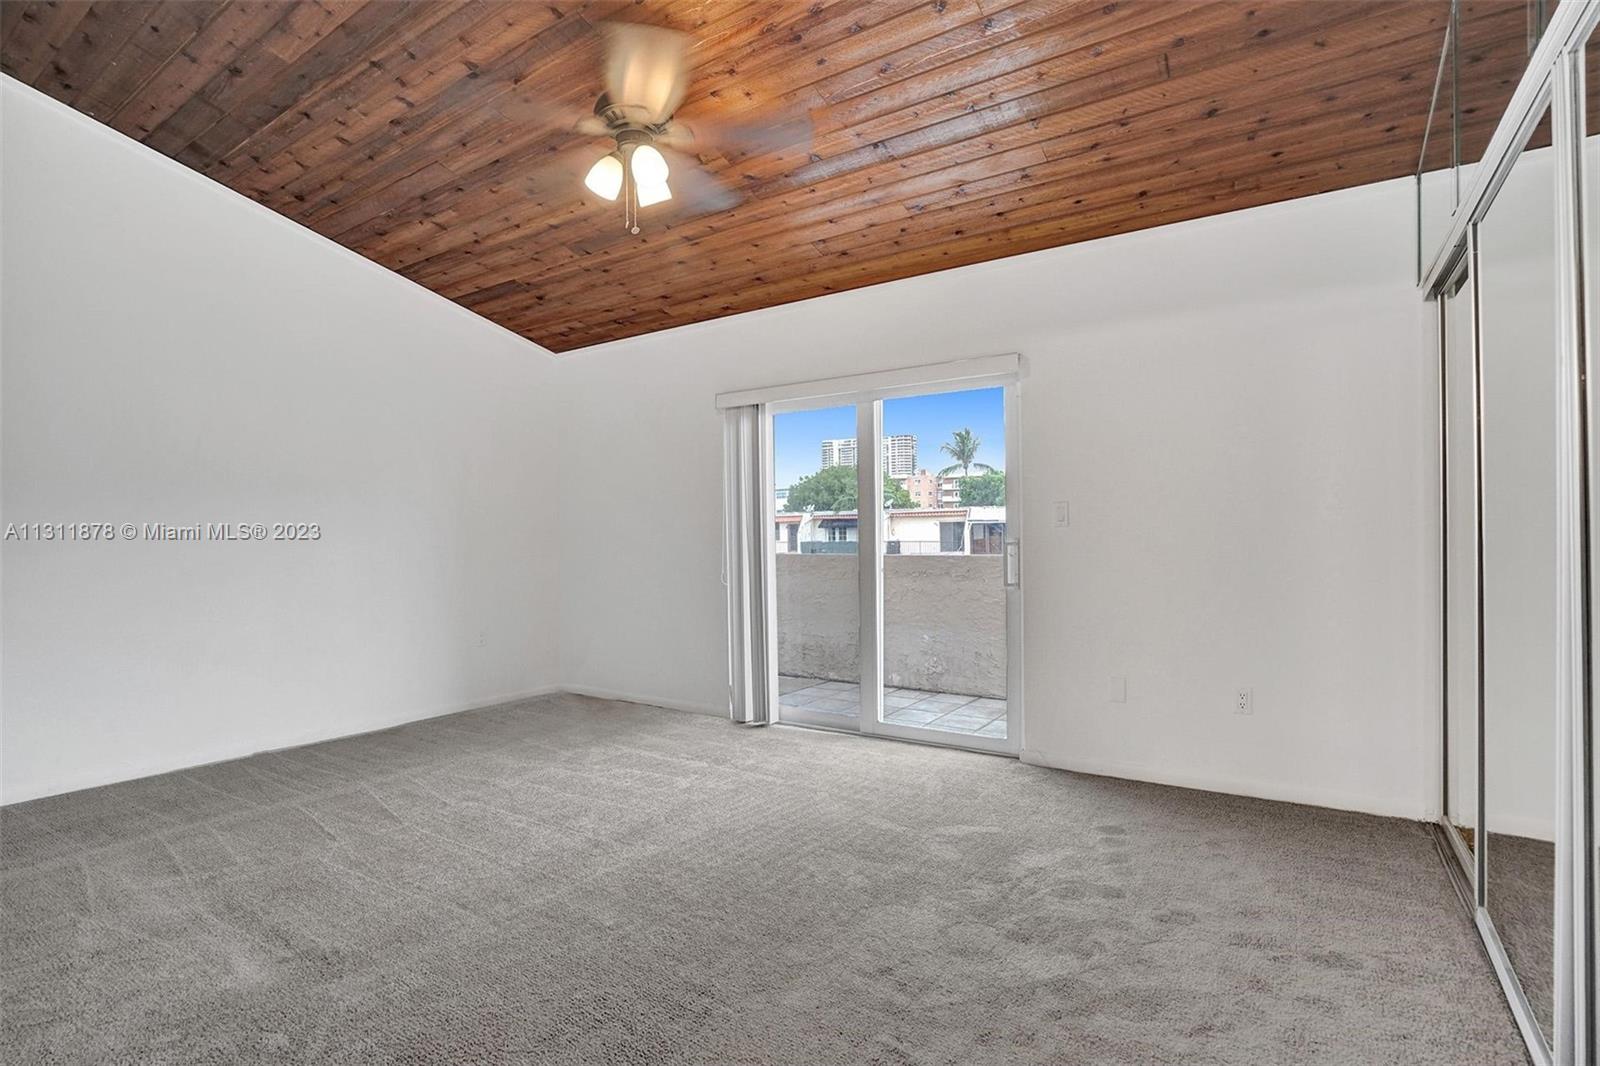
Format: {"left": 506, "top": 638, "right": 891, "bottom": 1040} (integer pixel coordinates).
{"left": 1, "top": 1, "right": 1534, "bottom": 352}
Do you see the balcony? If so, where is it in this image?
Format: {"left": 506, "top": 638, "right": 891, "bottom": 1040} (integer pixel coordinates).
{"left": 775, "top": 552, "right": 1007, "bottom": 739}
{"left": 779, "top": 676, "right": 1006, "bottom": 738}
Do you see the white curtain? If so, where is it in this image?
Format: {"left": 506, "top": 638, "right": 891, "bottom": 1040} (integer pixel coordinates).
{"left": 722, "top": 405, "right": 771, "bottom": 724}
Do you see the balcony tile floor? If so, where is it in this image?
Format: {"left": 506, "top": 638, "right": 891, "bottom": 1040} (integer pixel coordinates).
{"left": 778, "top": 676, "right": 1006, "bottom": 739}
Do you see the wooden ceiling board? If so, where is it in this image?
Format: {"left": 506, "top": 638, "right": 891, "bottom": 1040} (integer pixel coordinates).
{"left": 1, "top": 0, "right": 1531, "bottom": 351}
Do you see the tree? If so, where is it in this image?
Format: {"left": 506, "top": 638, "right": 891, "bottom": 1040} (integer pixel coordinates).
{"left": 883, "top": 476, "right": 914, "bottom": 509}
{"left": 938, "top": 429, "right": 985, "bottom": 476}
{"left": 784, "top": 466, "right": 856, "bottom": 512}
{"left": 784, "top": 466, "right": 914, "bottom": 512}
{"left": 959, "top": 470, "right": 1005, "bottom": 506}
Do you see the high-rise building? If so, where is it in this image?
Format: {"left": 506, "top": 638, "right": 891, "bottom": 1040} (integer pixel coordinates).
{"left": 820, "top": 437, "right": 857, "bottom": 469}
{"left": 882, "top": 434, "right": 916, "bottom": 477}
{"left": 821, "top": 434, "right": 916, "bottom": 477}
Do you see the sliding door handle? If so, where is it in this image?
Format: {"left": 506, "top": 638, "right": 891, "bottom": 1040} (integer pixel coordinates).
{"left": 1004, "top": 540, "right": 1021, "bottom": 588}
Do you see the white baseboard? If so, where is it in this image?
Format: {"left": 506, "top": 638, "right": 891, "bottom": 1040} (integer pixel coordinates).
{"left": 559, "top": 685, "right": 726, "bottom": 718}
{"left": 1019, "top": 748, "right": 1428, "bottom": 823}
{"left": 1, "top": 684, "right": 564, "bottom": 806}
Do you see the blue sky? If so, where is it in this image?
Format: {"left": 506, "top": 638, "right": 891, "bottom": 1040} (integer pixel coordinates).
{"left": 773, "top": 386, "right": 1005, "bottom": 491}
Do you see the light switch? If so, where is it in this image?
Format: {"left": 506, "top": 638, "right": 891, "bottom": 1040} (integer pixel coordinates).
{"left": 1110, "top": 676, "right": 1127, "bottom": 703}
{"left": 1055, "top": 500, "right": 1069, "bottom": 528}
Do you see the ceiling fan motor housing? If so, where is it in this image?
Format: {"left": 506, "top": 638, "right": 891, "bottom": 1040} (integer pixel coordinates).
{"left": 614, "top": 128, "right": 654, "bottom": 152}
{"left": 593, "top": 92, "right": 670, "bottom": 140}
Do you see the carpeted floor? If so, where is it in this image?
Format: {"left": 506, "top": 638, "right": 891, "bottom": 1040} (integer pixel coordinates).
{"left": 1, "top": 694, "right": 1528, "bottom": 1065}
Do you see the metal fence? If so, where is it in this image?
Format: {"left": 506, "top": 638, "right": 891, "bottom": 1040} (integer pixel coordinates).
{"left": 793, "top": 541, "right": 973, "bottom": 555}
{"left": 885, "top": 540, "right": 944, "bottom": 555}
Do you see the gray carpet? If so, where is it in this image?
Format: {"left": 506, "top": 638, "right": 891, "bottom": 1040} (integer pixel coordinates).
{"left": 1, "top": 694, "right": 1528, "bottom": 1065}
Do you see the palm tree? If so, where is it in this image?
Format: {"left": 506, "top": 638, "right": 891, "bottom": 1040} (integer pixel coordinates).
{"left": 939, "top": 429, "right": 982, "bottom": 476}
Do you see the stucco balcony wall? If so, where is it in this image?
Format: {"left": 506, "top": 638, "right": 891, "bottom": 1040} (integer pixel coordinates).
{"left": 774, "top": 553, "right": 1006, "bottom": 699}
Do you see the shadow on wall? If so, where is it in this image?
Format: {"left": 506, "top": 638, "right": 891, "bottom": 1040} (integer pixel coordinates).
{"left": 775, "top": 553, "right": 1006, "bottom": 698}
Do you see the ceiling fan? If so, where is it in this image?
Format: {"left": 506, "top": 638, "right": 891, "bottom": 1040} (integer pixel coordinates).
{"left": 573, "top": 22, "right": 806, "bottom": 235}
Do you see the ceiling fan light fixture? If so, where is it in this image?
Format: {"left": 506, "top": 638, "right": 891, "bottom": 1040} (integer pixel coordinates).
{"left": 636, "top": 178, "right": 672, "bottom": 207}
{"left": 630, "top": 143, "right": 670, "bottom": 186}
{"left": 584, "top": 152, "right": 623, "bottom": 201}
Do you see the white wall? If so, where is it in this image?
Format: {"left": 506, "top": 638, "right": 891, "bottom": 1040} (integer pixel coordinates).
{"left": 556, "top": 175, "right": 1438, "bottom": 820}
{"left": 1, "top": 80, "right": 562, "bottom": 803}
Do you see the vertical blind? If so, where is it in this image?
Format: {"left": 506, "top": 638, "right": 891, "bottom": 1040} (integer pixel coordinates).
{"left": 722, "top": 405, "right": 770, "bottom": 725}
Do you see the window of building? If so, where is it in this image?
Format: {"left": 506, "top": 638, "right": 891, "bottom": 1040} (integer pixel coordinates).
{"left": 970, "top": 522, "right": 1005, "bottom": 554}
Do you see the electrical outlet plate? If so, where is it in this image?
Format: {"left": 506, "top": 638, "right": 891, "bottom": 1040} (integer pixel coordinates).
{"left": 1235, "top": 688, "right": 1252, "bottom": 715}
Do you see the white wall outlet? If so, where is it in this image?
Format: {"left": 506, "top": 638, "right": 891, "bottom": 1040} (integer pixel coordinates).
{"left": 1235, "top": 688, "right": 1252, "bottom": 715}
{"left": 1055, "top": 500, "right": 1070, "bottom": 528}
{"left": 1110, "top": 676, "right": 1127, "bottom": 703}
{"left": 474, "top": 631, "right": 487, "bottom": 648}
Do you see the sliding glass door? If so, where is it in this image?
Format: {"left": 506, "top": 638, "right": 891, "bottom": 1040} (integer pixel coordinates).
{"left": 875, "top": 387, "right": 1014, "bottom": 746}
{"left": 771, "top": 402, "right": 864, "bottom": 733}
{"left": 766, "top": 372, "right": 1021, "bottom": 753}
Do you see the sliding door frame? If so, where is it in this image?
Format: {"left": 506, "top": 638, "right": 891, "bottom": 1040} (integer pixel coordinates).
{"left": 854, "top": 378, "right": 1023, "bottom": 755}
{"left": 728, "top": 355, "right": 1025, "bottom": 756}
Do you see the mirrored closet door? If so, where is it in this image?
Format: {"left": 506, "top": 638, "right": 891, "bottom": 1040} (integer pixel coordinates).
{"left": 1425, "top": 5, "right": 1600, "bottom": 1063}
{"left": 1441, "top": 263, "right": 1478, "bottom": 874}
{"left": 1476, "top": 105, "right": 1559, "bottom": 1049}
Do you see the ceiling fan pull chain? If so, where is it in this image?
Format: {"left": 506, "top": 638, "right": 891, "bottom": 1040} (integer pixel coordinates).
{"left": 625, "top": 147, "right": 640, "bottom": 236}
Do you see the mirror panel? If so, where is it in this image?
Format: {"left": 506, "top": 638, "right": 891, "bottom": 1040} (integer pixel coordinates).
{"left": 1583, "top": 19, "right": 1600, "bottom": 1018}
{"left": 1477, "top": 105, "right": 1557, "bottom": 1044}
{"left": 1443, "top": 270, "right": 1479, "bottom": 865}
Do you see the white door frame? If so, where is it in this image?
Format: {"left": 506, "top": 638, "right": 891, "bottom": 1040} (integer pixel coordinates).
{"left": 743, "top": 356, "right": 1024, "bottom": 756}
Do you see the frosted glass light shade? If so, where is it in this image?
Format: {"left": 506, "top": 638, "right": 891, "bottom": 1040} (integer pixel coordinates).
{"left": 584, "top": 153, "right": 623, "bottom": 200}
{"left": 636, "top": 179, "right": 672, "bottom": 207}
{"left": 630, "top": 143, "right": 669, "bottom": 185}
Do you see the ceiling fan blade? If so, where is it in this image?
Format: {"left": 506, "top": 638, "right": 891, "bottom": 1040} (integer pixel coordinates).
{"left": 601, "top": 22, "right": 689, "bottom": 127}
{"left": 657, "top": 147, "right": 744, "bottom": 217}
{"left": 657, "top": 108, "right": 813, "bottom": 163}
